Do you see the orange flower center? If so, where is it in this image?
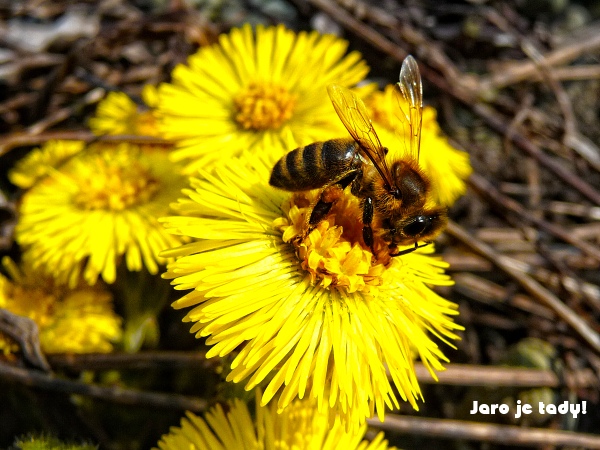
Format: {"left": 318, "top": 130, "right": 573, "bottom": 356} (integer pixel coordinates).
{"left": 274, "top": 191, "right": 393, "bottom": 294}
{"left": 134, "top": 111, "right": 158, "bottom": 136}
{"left": 72, "top": 145, "right": 160, "bottom": 211}
{"left": 233, "top": 82, "right": 297, "bottom": 131}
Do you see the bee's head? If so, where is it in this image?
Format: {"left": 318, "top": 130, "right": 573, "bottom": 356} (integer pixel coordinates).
{"left": 383, "top": 208, "right": 448, "bottom": 247}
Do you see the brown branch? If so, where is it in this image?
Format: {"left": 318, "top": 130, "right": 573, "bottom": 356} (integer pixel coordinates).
{"left": 0, "top": 131, "right": 95, "bottom": 156}
{"left": 414, "top": 363, "right": 597, "bottom": 389}
{"left": 564, "top": 133, "right": 600, "bottom": 173}
{"left": 368, "top": 415, "right": 600, "bottom": 448}
{"left": 546, "top": 201, "right": 600, "bottom": 220}
{"left": 48, "top": 351, "right": 599, "bottom": 391}
{"left": 468, "top": 172, "right": 600, "bottom": 263}
{"left": 526, "top": 65, "right": 600, "bottom": 82}
{"left": 484, "top": 10, "right": 577, "bottom": 136}
{"left": 0, "top": 360, "right": 207, "bottom": 412}
{"left": 0, "top": 131, "right": 171, "bottom": 157}
{"left": 446, "top": 251, "right": 600, "bottom": 313}
{"left": 302, "top": 0, "right": 473, "bottom": 94}
{"left": 479, "top": 24, "right": 600, "bottom": 91}
{"left": 470, "top": 103, "right": 600, "bottom": 205}
{"left": 446, "top": 221, "right": 600, "bottom": 354}
{"left": 0, "top": 53, "right": 65, "bottom": 85}
{"left": 530, "top": 267, "right": 600, "bottom": 313}
{"left": 24, "top": 86, "right": 105, "bottom": 136}
{"left": 452, "top": 272, "right": 556, "bottom": 319}
{"left": 303, "top": 0, "right": 408, "bottom": 68}
{"left": 0, "top": 309, "right": 50, "bottom": 371}
{"left": 484, "top": 11, "right": 600, "bottom": 173}
{"left": 47, "top": 352, "right": 597, "bottom": 389}
{"left": 47, "top": 350, "right": 216, "bottom": 371}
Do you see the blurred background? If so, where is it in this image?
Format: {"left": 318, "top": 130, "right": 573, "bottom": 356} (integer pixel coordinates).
{"left": 1, "top": 0, "right": 600, "bottom": 448}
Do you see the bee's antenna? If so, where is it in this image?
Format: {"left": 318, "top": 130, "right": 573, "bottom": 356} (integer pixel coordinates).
{"left": 390, "top": 241, "right": 429, "bottom": 257}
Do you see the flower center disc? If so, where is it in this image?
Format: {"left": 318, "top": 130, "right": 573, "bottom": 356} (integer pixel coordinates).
{"left": 275, "top": 191, "right": 392, "bottom": 294}
{"left": 72, "top": 147, "right": 160, "bottom": 211}
{"left": 234, "top": 82, "right": 297, "bottom": 130}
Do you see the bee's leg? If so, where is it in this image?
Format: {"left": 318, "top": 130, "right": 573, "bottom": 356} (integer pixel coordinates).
{"left": 390, "top": 241, "right": 430, "bottom": 257}
{"left": 306, "top": 172, "right": 358, "bottom": 231}
{"left": 308, "top": 200, "right": 334, "bottom": 226}
{"left": 362, "top": 197, "right": 375, "bottom": 254}
{"left": 303, "top": 194, "right": 337, "bottom": 238}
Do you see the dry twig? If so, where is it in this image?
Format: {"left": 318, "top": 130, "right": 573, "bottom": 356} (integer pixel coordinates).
{"left": 0, "top": 309, "right": 50, "bottom": 371}
{"left": 368, "top": 415, "right": 600, "bottom": 448}
{"left": 414, "top": 363, "right": 597, "bottom": 389}
{"left": 468, "top": 173, "right": 600, "bottom": 263}
{"left": 0, "top": 361, "right": 207, "bottom": 412}
{"left": 446, "top": 221, "right": 600, "bottom": 354}
{"left": 47, "top": 350, "right": 214, "bottom": 371}
{"left": 0, "top": 131, "right": 171, "bottom": 157}
{"left": 479, "top": 25, "right": 600, "bottom": 91}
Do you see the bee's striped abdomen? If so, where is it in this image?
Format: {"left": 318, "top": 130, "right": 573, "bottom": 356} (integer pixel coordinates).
{"left": 269, "top": 138, "right": 359, "bottom": 191}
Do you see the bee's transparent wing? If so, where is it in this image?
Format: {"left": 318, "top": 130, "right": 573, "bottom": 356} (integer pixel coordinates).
{"left": 327, "top": 84, "right": 394, "bottom": 190}
{"left": 394, "top": 55, "right": 423, "bottom": 161}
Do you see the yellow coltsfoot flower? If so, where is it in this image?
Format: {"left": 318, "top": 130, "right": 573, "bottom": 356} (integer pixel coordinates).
{"left": 155, "top": 24, "right": 370, "bottom": 173}
{"left": 9, "top": 140, "right": 85, "bottom": 189}
{"left": 367, "top": 85, "right": 472, "bottom": 207}
{"left": 156, "top": 391, "right": 397, "bottom": 450}
{"left": 14, "top": 141, "right": 187, "bottom": 287}
{"left": 161, "top": 155, "right": 462, "bottom": 431}
{"left": 89, "top": 85, "right": 160, "bottom": 137}
{"left": 0, "top": 257, "right": 121, "bottom": 355}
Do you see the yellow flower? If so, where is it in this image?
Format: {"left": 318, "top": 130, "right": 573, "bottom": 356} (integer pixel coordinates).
{"left": 155, "top": 24, "right": 370, "bottom": 174}
{"left": 0, "top": 257, "right": 121, "bottom": 355}
{"left": 156, "top": 391, "right": 397, "bottom": 450}
{"left": 366, "top": 85, "right": 472, "bottom": 206}
{"left": 89, "top": 85, "right": 160, "bottom": 136}
{"left": 9, "top": 140, "right": 85, "bottom": 189}
{"left": 161, "top": 155, "right": 462, "bottom": 430}
{"left": 15, "top": 141, "right": 187, "bottom": 287}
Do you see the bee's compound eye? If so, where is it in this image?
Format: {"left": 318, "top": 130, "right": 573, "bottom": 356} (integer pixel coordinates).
{"left": 403, "top": 216, "right": 431, "bottom": 237}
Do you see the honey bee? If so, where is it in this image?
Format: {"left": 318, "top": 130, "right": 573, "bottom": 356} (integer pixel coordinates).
{"left": 269, "top": 55, "right": 447, "bottom": 257}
